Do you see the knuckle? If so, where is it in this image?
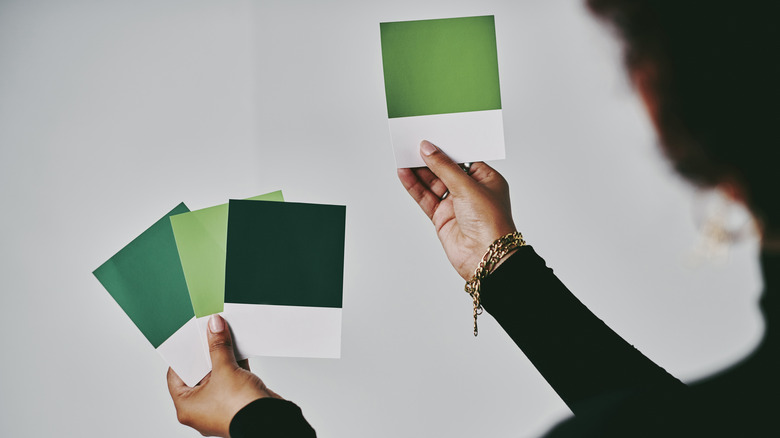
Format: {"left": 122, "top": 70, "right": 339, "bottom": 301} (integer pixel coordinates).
{"left": 486, "top": 168, "right": 509, "bottom": 189}
{"left": 209, "top": 338, "right": 233, "bottom": 353}
{"left": 177, "top": 411, "right": 191, "bottom": 426}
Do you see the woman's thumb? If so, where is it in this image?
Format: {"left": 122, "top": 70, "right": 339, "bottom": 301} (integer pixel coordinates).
{"left": 207, "top": 314, "right": 239, "bottom": 371}
{"left": 419, "top": 140, "right": 475, "bottom": 195}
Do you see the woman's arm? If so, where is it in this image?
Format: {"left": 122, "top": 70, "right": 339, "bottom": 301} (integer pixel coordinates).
{"left": 481, "top": 247, "right": 683, "bottom": 414}
{"left": 399, "top": 141, "right": 683, "bottom": 414}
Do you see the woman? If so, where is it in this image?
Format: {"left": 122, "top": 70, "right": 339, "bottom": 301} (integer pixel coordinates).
{"left": 167, "top": 1, "right": 779, "bottom": 436}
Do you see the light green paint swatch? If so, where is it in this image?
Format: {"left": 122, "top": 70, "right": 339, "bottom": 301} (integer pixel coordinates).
{"left": 93, "top": 203, "right": 194, "bottom": 348}
{"left": 380, "top": 15, "right": 501, "bottom": 118}
{"left": 170, "top": 191, "right": 284, "bottom": 317}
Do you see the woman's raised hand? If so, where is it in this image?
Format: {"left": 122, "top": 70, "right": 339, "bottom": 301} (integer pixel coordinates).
{"left": 398, "top": 140, "right": 517, "bottom": 280}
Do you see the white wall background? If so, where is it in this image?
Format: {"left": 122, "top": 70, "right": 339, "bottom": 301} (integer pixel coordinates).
{"left": 0, "top": 1, "right": 763, "bottom": 437}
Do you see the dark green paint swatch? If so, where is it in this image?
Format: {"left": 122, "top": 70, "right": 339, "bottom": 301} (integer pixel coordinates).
{"left": 94, "top": 203, "right": 195, "bottom": 348}
{"left": 224, "top": 200, "right": 346, "bottom": 308}
{"left": 380, "top": 15, "right": 502, "bottom": 118}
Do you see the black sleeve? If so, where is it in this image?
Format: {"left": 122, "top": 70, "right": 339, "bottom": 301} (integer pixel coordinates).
{"left": 229, "top": 398, "right": 316, "bottom": 438}
{"left": 480, "top": 246, "right": 684, "bottom": 414}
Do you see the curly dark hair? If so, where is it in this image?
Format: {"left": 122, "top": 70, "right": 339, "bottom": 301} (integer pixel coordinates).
{"left": 587, "top": 0, "right": 780, "bottom": 230}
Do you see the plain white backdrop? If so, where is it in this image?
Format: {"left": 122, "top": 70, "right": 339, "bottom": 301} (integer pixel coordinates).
{"left": 0, "top": 1, "right": 763, "bottom": 437}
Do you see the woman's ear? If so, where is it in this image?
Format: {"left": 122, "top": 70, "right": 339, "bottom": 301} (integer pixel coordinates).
{"left": 631, "top": 65, "right": 661, "bottom": 133}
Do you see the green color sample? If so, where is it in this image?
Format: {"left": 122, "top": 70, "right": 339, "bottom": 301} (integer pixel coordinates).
{"left": 170, "top": 191, "right": 284, "bottom": 317}
{"left": 93, "top": 203, "right": 194, "bottom": 348}
{"left": 380, "top": 15, "right": 501, "bottom": 118}
{"left": 225, "top": 200, "right": 346, "bottom": 308}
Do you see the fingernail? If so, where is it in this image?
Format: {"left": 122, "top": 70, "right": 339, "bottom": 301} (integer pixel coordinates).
{"left": 420, "top": 140, "right": 436, "bottom": 156}
{"left": 208, "top": 314, "right": 224, "bottom": 333}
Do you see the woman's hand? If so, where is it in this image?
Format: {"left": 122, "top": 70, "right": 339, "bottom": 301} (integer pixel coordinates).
{"left": 167, "top": 315, "right": 282, "bottom": 437}
{"left": 398, "top": 140, "right": 517, "bottom": 280}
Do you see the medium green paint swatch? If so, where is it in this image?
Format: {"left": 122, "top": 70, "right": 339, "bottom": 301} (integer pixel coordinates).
{"left": 93, "top": 203, "right": 194, "bottom": 348}
{"left": 170, "top": 191, "right": 284, "bottom": 318}
{"left": 224, "top": 200, "right": 346, "bottom": 308}
{"left": 380, "top": 15, "right": 502, "bottom": 118}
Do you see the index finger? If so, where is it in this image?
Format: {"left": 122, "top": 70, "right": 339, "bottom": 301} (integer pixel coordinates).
{"left": 166, "top": 367, "right": 189, "bottom": 397}
{"left": 419, "top": 141, "right": 477, "bottom": 197}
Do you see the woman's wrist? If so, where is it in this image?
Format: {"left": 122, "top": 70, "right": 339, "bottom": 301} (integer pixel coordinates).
{"left": 464, "top": 231, "right": 526, "bottom": 336}
{"left": 490, "top": 246, "right": 520, "bottom": 272}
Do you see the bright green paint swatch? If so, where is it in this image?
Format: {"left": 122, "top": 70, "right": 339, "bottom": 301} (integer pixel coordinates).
{"left": 170, "top": 191, "right": 284, "bottom": 317}
{"left": 225, "top": 200, "right": 346, "bottom": 308}
{"left": 380, "top": 15, "right": 501, "bottom": 118}
{"left": 93, "top": 203, "right": 194, "bottom": 348}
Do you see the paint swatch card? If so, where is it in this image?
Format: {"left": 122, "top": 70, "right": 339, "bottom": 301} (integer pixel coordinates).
{"left": 170, "top": 191, "right": 285, "bottom": 318}
{"left": 170, "top": 191, "right": 285, "bottom": 360}
{"left": 380, "top": 15, "right": 505, "bottom": 168}
{"left": 223, "top": 200, "right": 346, "bottom": 360}
{"left": 93, "top": 203, "right": 210, "bottom": 387}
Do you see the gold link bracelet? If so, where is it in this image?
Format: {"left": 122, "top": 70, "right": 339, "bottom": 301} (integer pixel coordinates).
{"left": 465, "top": 231, "right": 526, "bottom": 336}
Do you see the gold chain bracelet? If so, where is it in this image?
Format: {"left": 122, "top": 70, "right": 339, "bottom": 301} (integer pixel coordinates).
{"left": 465, "top": 231, "right": 526, "bottom": 336}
